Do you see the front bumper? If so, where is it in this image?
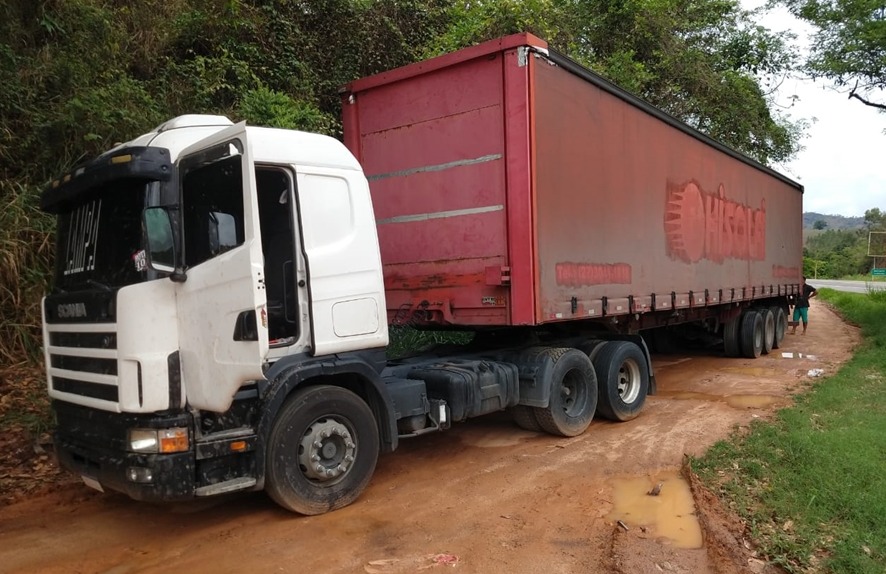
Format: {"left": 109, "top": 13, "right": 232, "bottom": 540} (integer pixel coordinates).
{"left": 53, "top": 401, "right": 195, "bottom": 502}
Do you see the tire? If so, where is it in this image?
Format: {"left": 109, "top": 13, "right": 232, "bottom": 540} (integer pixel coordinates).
{"left": 739, "top": 310, "right": 764, "bottom": 359}
{"left": 575, "top": 339, "right": 607, "bottom": 362}
{"left": 723, "top": 318, "right": 741, "bottom": 357}
{"left": 534, "top": 348, "right": 597, "bottom": 437}
{"left": 770, "top": 306, "right": 787, "bottom": 349}
{"left": 649, "top": 327, "right": 677, "bottom": 354}
{"left": 592, "top": 341, "right": 649, "bottom": 422}
{"left": 265, "top": 385, "right": 379, "bottom": 515}
{"left": 760, "top": 308, "right": 775, "bottom": 355}
{"left": 511, "top": 405, "right": 544, "bottom": 432}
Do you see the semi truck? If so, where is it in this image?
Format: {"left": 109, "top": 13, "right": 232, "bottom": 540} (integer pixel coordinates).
{"left": 40, "top": 33, "right": 803, "bottom": 515}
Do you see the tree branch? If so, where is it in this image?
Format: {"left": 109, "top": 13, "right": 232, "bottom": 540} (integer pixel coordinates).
{"left": 848, "top": 81, "right": 886, "bottom": 110}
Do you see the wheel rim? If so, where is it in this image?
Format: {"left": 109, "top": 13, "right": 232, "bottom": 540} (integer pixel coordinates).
{"left": 617, "top": 358, "right": 642, "bottom": 404}
{"left": 298, "top": 417, "right": 357, "bottom": 483}
{"left": 559, "top": 368, "right": 588, "bottom": 417}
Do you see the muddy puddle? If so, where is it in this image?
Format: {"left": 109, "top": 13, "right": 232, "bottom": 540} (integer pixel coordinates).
{"left": 608, "top": 472, "right": 703, "bottom": 549}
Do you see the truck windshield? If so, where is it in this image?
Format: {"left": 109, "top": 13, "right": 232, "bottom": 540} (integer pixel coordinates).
{"left": 53, "top": 180, "right": 150, "bottom": 291}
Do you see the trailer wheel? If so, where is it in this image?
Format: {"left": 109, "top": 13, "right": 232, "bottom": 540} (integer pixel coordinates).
{"left": 760, "top": 308, "right": 775, "bottom": 355}
{"left": 534, "top": 349, "right": 597, "bottom": 437}
{"left": 723, "top": 318, "right": 741, "bottom": 357}
{"left": 649, "top": 328, "right": 677, "bottom": 354}
{"left": 265, "top": 385, "right": 379, "bottom": 515}
{"left": 592, "top": 341, "right": 649, "bottom": 421}
{"left": 770, "top": 306, "right": 787, "bottom": 349}
{"left": 510, "top": 405, "right": 544, "bottom": 432}
{"left": 740, "top": 310, "right": 764, "bottom": 358}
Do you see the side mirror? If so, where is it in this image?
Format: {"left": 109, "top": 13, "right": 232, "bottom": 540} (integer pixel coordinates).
{"left": 143, "top": 207, "right": 186, "bottom": 281}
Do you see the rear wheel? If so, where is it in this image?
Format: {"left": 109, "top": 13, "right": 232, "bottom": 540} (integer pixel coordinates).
{"left": 723, "top": 318, "right": 741, "bottom": 357}
{"left": 592, "top": 341, "right": 649, "bottom": 421}
{"left": 265, "top": 385, "right": 379, "bottom": 515}
{"left": 534, "top": 348, "right": 597, "bottom": 437}
{"left": 574, "top": 339, "right": 607, "bottom": 362}
{"left": 740, "top": 310, "right": 764, "bottom": 358}
{"left": 511, "top": 405, "right": 543, "bottom": 432}
{"left": 760, "top": 308, "right": 775, "bottom": 355}
{"left": 770, "top": 306, "right": 787, "bottom": 349}
{"left": 649, "top": 327, "right": 677, "bottom": 354}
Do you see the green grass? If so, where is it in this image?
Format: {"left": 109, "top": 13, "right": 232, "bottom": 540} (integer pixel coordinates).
{"left": 386, "top": 326, "right": 473, "bottom": 359}
{"left": 692, "top": 288, "right": 886, "bottom": 573}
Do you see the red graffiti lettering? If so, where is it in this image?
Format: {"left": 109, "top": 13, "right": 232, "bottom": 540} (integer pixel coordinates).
{"left": 772, "top": 265, "right": 800, "bottom": 279}
{"left": 555, "top": 263, "right": 632, "bottom": 286}
{"left": 665, "top": 180, "right": 765, "bottom": 263}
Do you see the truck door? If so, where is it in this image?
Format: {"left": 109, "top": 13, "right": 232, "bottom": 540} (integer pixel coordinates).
{"left": 175, "top": 123, "right": 269, "bottom": 412}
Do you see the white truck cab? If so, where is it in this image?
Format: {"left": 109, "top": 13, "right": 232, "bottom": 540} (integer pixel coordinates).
{"left": 42, "top": 116, "right": 399, "bottom": 513}
{"left": 44, "top": 115, "right": 387, "bottom": 414}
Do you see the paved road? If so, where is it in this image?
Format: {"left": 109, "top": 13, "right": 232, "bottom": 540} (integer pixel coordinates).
{"left": 808, "top": 278, "right": 886, "bottom": 294}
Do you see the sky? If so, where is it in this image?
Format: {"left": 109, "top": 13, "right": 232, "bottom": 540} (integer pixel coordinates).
{"left": 745, "top": 2, "right": 886, "bottom": 218}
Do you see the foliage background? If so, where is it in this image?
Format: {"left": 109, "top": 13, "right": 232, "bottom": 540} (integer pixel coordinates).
{"left": 803, "top": 208, "right": 886, "bottom": 278}
{"left": 1, "top": 0, "right": 806, "bottom": 365}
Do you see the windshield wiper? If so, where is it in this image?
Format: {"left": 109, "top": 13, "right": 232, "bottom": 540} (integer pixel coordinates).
{"left": 87, "top": 279, "right": 113, "bottom": 292}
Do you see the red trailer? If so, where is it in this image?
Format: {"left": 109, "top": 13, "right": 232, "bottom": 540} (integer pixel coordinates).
{"left": 342, "top": 33, "right": 803, "bottom": 332}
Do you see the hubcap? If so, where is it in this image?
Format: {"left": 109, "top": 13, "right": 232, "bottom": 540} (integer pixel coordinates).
{"left": 560, "top": 370, "right": 585, "bottom": 415}
{"left": 298, "top": 417, "right": 356, "bottom": 482}
{"left": 617, "top": 359, "right": 641, "bottom": 404}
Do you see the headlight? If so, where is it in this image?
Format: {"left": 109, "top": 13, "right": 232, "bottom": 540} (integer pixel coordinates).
{"left": 129, "top": 427, "right": 189, "bottom": 453}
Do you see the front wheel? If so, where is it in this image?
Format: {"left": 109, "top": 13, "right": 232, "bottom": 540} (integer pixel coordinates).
{"left": 592, "top": 341, "right": 649, "bottom": 421}
{"left": 265, "top": 385, "right": 379, "bottom": 515}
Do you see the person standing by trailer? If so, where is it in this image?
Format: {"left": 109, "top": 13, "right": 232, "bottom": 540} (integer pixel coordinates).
{"left": 790, "top": 276, "right": 818, "bottom": 335}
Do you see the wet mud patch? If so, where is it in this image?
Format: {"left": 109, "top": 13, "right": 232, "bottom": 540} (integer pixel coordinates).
{"left": 657, "top": 390, "right": 788, "bottom": 410}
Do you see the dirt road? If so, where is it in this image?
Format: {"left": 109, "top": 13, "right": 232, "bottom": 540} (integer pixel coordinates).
{"left": 0, "top": 300, "right": 858, "bottom": 574}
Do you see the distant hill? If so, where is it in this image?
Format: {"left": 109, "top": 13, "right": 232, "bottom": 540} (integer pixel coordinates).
{"left": 803, "top": 212, "right": 865, "bottom": 230}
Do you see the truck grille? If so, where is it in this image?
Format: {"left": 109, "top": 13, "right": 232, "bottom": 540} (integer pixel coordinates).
{"left": 45, "top": 323, "right": 121, "bottom": 409}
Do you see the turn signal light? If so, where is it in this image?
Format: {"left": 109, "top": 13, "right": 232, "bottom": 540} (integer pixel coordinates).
{"left": 158, "top": 428, "right": 189, "bottom": 453}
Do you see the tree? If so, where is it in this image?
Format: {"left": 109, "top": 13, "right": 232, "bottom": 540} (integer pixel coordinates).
{"left": 864, "top": 207, "right": 886, "bottom": 230}
{"left": 813, "top": 219, "right": 828, "bottom": 229}
{"left": 429, "top": 0, "right": 804, "bottom": 164}
{"left": 804, "top": 228, "right": 870, "bottom": 276}
{"left": 779, "top": 0, "right": 886, "bottom": 110}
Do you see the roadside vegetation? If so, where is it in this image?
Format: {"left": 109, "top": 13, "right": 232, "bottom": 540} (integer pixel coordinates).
{"left": 692, "top": 288, "right": 886, "bottom": 573}
{"left": 387, "top": 326, "right": 473, "bottom": 359}
{"left": 803, "top": 208, "right": 886, "bottom": 279}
